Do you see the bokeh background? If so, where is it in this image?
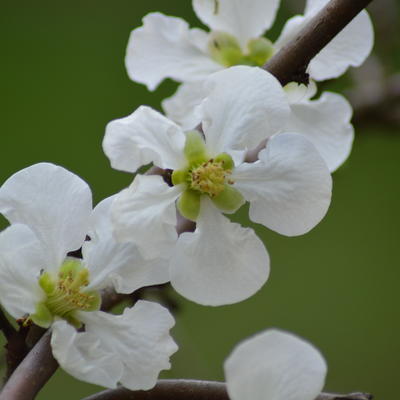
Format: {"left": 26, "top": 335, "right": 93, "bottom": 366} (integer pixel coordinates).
{"left": 1, "top": 0, "right": 399, "bottom": 399}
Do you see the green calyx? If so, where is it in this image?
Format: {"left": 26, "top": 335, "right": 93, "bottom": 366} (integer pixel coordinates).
{"left": 172, "top": 131, "right": 244, "bottom": 221}
{"left": 30, "top": 259, "right": 101, "bottom": 328}
{"left": 246, "top": 37, "right": 275, "bottom": 66}
{"left": 208, "top": 32, "right": 275, "bottom": 67}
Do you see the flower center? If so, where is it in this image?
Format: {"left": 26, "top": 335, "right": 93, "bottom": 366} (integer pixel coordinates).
{"left": 208, "top": 31, "right": 274, "bottom": 67}
{"left": 171, "top": 131, "right": 245, "bottom": 222}
{"left": 190, "top": 160, "right": 230, "bottom": 197}
{"left": 30, "top": 259, "right": 101, "bottom": 328}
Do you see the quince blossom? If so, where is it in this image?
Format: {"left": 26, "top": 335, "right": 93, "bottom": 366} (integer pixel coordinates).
{"left": 103, "top": 66, "right": 332, "bottom": 306}
{"left": 125, "top": 0, "right": 373, "bottom": 171}
{"left": 0, "top": 163, "right": 177, "bottom": 390}
{"left": 224, "top": 329, "right": 327, "bottom": 400}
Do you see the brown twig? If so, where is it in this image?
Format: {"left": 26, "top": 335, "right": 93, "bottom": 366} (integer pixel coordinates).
{"left": 0, "top": 331, "right": 58, "bottom": 400}
{"left": 81, "top": 380, "right": 373, "bottom": 400}
{"left": 0, "top": 308, "right": 15, "bottom": 340}
{"left": 264, "top": 0, "right": 374, "bottom": 85}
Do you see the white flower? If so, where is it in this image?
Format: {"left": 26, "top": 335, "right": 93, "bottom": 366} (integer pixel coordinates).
{"left": 126, "top": 0, "right": 372, "bottom": 171}
{"left": 224, "top": 329, "right": 327, "bottom": 400}
{"left": 103, "top": 66, "right": 332, "bottom": 306}
{"left": 127, "top": 0, "right": 373, "bottom": 88}
{"left": 0, "top": 163, "right": 177, "bottom": 390}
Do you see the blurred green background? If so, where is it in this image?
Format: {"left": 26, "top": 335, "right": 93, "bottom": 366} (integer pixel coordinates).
{"left": 1, "top": 1, "right": 399, "bottom": 399}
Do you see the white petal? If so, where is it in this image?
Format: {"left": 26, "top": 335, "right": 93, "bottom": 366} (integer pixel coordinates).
{"left": 201, "top": 66, "right": 290, "bottom": 157}
{"left": 308, "top": 11, "right": 374, "bottom": 81}
{"left": 0, "top": 225, "right": 46, "bottom": 318}
{"left": 104, "top": 106, "right": 186, "bottom": 173}
{"left": 304, "top": 0, "right": 331, "bottom": 14}
{"left": 0, "top": 163, "right": 92, "bottom": 269}
{"left": 111, "top": 175, "right": 181, "bottom": 260}
{"left": 274, "top": 15, "right": 306, "bottom": 51}
{"left": 275, "top": 10, "right": 374, "bottom": 81}
{"left": 192, "top": 0, "right": 280, "bottom": 47}
{"left": 286, "top": 92, "right": 354, "bottom": 172}
{"left": 52, "top": 301, "right": 178, "bottom": 390}
{"left": 83, "top": 196, "right": 169, "bottom": 293}
{"left": 125, "top": 12, "right": 221, "bottom": 90}
{"left": 51, "top": 319, "right": 123, "bottom": 389}
{"left": 170, "top": 198, "right": 270, "bottom": 306}
{"left": 224, "top": 329, "right": 327, "bottom": 400}
{"left": 233, "top": 133, "right": 332, "bottom": 236}
{"left": 162, "top": 82, "right": 206, "bottom": 131}
{"left": 285, "top": 80, "right": 317, "bottom": 104}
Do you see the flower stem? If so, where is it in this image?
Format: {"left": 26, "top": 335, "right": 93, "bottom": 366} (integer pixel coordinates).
{"left": 80, "top": 380, "right": 373, "bottom": 400}
{"left": 264, "top": 0, "right": 374, "bottom": 85}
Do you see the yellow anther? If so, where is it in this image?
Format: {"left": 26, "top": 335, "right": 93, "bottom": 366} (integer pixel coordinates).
{"left": 190, "top": 160, "right": 231, "bottom": 197}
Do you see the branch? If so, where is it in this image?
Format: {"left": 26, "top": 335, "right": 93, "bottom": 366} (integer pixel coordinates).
{"left": 0, "top": 331, "right": 58, "bottom": 400}
{"left": 264, "top": 0, "right": 374, "bottom": 85}
{"left": 0, "top": 308, "right": 15, "bottom": 340}
{"left": 81, "top": 380, "right": 373, "bottom": 400}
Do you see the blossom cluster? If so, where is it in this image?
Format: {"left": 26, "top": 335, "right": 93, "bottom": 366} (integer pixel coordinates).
{"left": 0, "top": 0, "right": 373, "bottom": 397}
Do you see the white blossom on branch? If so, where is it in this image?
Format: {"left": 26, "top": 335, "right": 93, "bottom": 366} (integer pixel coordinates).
{"left": 0, "top": 163, "right": 177, "bottom": 390}
{"left": 224, "top": 329, "right": 327, "bottom": 400}
{"left": 125, "top": 0, "right": 373, "bottom": 171}
{"left": 103, "top": 66, "right": 332, "bottom": 306}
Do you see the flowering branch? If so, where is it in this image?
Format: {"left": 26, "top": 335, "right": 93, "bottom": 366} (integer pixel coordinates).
{"left": 0, "top": 0, "right": 375, "bottom": 399}
{"left": 80, "top": 380, "right": 372, "bottom": 400}
{"left": 264, "top": 0, "right": 374, "bottom": 85}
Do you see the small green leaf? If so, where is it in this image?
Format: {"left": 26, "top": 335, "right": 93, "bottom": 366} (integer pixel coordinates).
{"left": 31, "top": 302, "right": 53, "bottom": 328}
{"left": 215, "top": 153, "right": 235, "bottom": 171}
{"left": 208, "top": 31, "right": 243, "bottom": 67}
{"left": 184, "top": 131, "right": 208, "bottom": 165}
{"left": 172, "top": 168, "right": 188, "bottom": 186}
{"left": 247, "top": 37, "right": 274, "bottom": 66}
{"left": 212, "top": 185, "right": 245, "bottom": 213}
{"left": 177, "top": 189, "right": 201, "bottom": 221}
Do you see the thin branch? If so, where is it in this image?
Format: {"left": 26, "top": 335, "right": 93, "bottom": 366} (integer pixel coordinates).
{"left": 0, "top": 308, "right": 15, "bottom": 340}
{"left": 0, "top": 331, "right": 58, "bottom": 400}
{"left": 81, "top": 380, "right": 373, "bottom": 400}
{"left": 264, "top": 0, "right": 374, "bottom": 85}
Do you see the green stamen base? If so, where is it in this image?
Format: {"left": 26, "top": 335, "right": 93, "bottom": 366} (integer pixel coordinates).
{"left": 208, "top": 31, "right": 275, "bottom": 68}
{"left": 174, "top": 131, "right": 244, "bottom": 221}
{"left": 31, "top": 259, "right": 101, "bottom": 328}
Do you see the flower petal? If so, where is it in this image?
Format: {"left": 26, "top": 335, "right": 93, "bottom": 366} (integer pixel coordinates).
{"left": 274, "top": 15, "right": 306, "bottom": 50}
{"left": 104, "top": 106, "right": 186, "bottom": 173}
{"left": 83, "top": 196, "right": 169, "bottom": 293}
{"left": 201, "top": 66, "right": 290, "bottom": 157}
{"left": 275, "top": 8, "right": 373, "bottom": 81}
{"left": 51, "top": 319, "right": 122, "bottom": 389}
{"left": 0, "top": 163, "right": 92, "bottom": 269}
{"left": 51, "top": 301, "right": 178, "bottom": 390}
{"left": 111, "top": 175, "right": 181, "bottom": 260}
{"left": 286, "top": 92, "right": 354, "bottom": 172}
{"left": 308, "top": 10, "right": 374, "bottom": 81}
{"left": 192, "top": 0, "right": 280, "bottom": 47}
{"left": 162, "top": 81, "right": 205, "bottom": 130}
{"left": 125, "top": 12, "right": 221, "bottom": 90}
{"left": 0, "top": 224, "right": 46, "bottom": 318}
{"left": 170, "top": 198, "right": 270, "bottom": 306}
{"left": 304, "top": 0, "right": 329, "bottom": 13}
{"left": 224, "top": 329, "right": 327, "bottom": 400}
{"left": 232, "top": 133, "right": 332, "bottom": 236}
{"left": 285, "top": 80, "right": 317, "bottom": 104}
